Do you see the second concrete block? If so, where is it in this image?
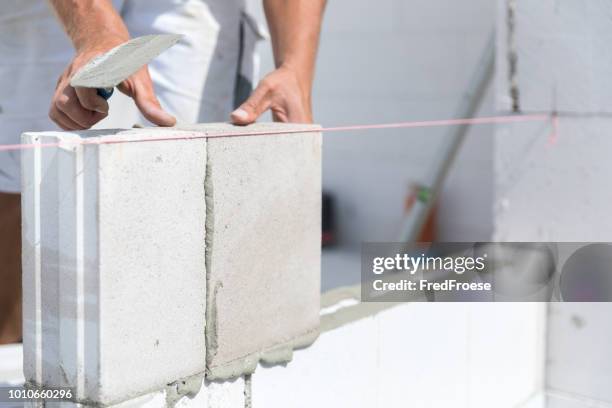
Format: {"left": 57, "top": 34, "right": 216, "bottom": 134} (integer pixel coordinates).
{"left": 200, "top": 123, "right": 322, "bottom": 379}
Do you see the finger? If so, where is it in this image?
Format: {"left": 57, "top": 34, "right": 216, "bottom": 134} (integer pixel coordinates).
{"left": 230, "top": 80, "right": 272, "bottom": 125}
{"left": 55, "top": 87, "right": 105, "bottom": 128}
{"left": 279, "top": 90, "right": 312, "bottom": 124}
{"left": 269, "top": 98, "right": 309, "bottom": 124}
{"left": 49, "top": 106, "right": 86, "bottom": 131}
{"left": 285, "top": 106, "right": 312, "bottom": 124}
{"left": 133, "top": 92, "right": 176, "bottom": 127}
{"left": 121, "top": 75, "right": 176, "bottom": 127}
{"left": 74, "top": 87, "right": 109, "bottom": 114}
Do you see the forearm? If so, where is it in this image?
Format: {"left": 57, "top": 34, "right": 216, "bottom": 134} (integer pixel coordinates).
{"left": 47, "top": 0, "right": 129, "bottom": 53}
{"left": 263, "top": 0, "right": 326, "bottom": 92}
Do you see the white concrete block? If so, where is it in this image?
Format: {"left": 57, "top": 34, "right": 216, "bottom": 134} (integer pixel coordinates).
{"left": 21, "top": 128, "right": 208, "bottom": 405}
{"left": 496, "top": 0, "right": 612, "bottom": 113}
{"left": 202, "top": 123, "right": 322, "bottom": 378}
{"left": 377, "top": 303, "right": 544, "bottom": 408}
{"left": 467, "top": 303, "right": 546, "bottom": 408}
{"left": 253, "top": 301, "right": 544, "bottom": 408}
{"left": 200, "top": 378, "right": 245, "bottom": 408}
{"left": 21, "top": 123, "right": 322, "bottom": 404}
{"left": 377, "top": 303, "right": 470, "bottom": 408}
{"left": 495, "top": 5, "right": 612, "bottom": 404}
{"left": 165, "top": 376, "right": 245, "bottom": 408}
{"left": 546, "top": 393, "right": 588, "bottom": 408}
{"left": 494, "top": 117, "right": 612, "bottom": 241}
{"left": 0, "top": 344, "right": 24, "bottom": 385}
{"left": 547, "top": 303, "right": 612, "bottom": 404}
{"left": 524, "top": 392, "right": 547, "bottom": 408}
{"left": 495, "top": 0, "right": 512, "bottom": 111}
{"left": 68, "top": 376, "right": 246, "bottom": 408}
{"left": 546, "top": 390, "right": 612, "bottom": 408}
{"left": 252, "top": 315, "right": 379, "bottom": 408}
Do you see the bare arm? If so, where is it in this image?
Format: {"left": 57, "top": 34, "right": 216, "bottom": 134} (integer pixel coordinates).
{"left": 231, "top": 0, "right": 326, "bottom": 124}
{"left": 47, "top": 0, "right": 175, "bottom": 130}
{"left": 265, "top": 0, "right": 325, "bottom": 98}
{"left": 48, "top": 0, "right": 129, "bottom": 53}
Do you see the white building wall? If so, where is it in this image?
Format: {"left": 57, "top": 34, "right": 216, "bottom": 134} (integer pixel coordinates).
{"left": 252, "top": 302, "right": 546, "bottom": 408}
{"left": 2, "top": 302, "right": 546, "bottom": 408}
{"left": 19, "top": 124, "right": 322, "bottom": 406}
{"left": 495, "top": 1, "right": 612, "bottom": 406}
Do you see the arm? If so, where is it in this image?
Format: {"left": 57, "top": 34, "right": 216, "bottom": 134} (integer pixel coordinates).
{"left": 231, "top": 0, "right": 326, "bottom": 124}
{"left": 48, "top": 0, "right": 129, "bottom": 54}
{"left": 47, "top": 0, "right": 175, "bottom": 130}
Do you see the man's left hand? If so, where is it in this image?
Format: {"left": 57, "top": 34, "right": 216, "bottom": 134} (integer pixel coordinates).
{"left": 230, "top": 65, "right": 313, "bottom": 125}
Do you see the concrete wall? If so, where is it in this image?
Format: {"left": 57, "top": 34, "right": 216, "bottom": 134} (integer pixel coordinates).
{"left": 0, "top": 344, "right": 22, "bottom": 386}
{"left": 254, "top": 301, "right": 546, "bottom": 408}
{"left": 8, "top": 301, "right": 546, "bottom": 408}
{"left": 19, "top": 122, "right": 549, "bottom": 408}
{"left": 20, "top": 124, "right": 321, "bottom": 406}
{"left": 246, "top": 0, "right": 496, "bottom": 245}
{"left": 495, "top": 1, "right": 612, "bottom": 406}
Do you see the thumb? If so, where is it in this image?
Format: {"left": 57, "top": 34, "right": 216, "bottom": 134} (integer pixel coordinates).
{"left": 231, "top": 81, "right": 271, "bottom": 125}
{"left": 120, "top": 70, "right": 176, "bottom": 127}
{"left": 132, "top": 87, "right": 176, "bottom": 127}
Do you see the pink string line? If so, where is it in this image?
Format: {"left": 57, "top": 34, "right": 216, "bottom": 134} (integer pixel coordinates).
{"left": 0, "top": 114, "right": 552, "bottom": 152}
{"left": 548, "top": 113, "right": 560, "bottom": 146}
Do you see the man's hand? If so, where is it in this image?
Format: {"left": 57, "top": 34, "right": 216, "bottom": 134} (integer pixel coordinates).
{"left": 47, "top": 0, "right": 176, "bottom": 130}
{"left": 50, "top": 45, "right": 176, "bottom": 130}
{"left": 231, "top": 0, "right": 325, "bottom": 125}
{"left": 49, "top": 45, "right": 112, "bottom": 130}
{"left": 231, "top": 65, "right": 312, "bottom": 125}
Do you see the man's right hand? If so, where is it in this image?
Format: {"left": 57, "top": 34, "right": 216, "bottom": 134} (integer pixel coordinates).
{"left": 49, "top": 44, "right": 176, "bottom": 130}
{"left": 46, "top": 0, "right": 176, "bottom": 130}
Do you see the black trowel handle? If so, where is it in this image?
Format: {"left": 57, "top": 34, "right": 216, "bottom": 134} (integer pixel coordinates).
{"left": 97, "top": 88, "right": 114, "bottom": 100}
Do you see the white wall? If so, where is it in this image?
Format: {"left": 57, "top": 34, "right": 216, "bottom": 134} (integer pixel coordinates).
{"left": 0, "top": 302, "right": 547, "bottom": 408}
{"left": 246, "top": 0, "right": 496, "bottom": 245}
{"left": 253, "top": 302, "right": 546, "bottom": 408}
{"left": 495, "top": 1, "right": 612, "bottom": 406}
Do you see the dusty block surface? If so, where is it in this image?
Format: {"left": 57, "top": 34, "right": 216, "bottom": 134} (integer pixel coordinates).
{"left": 494, "top": 118, "right": 612, "bottom": 241}
{"left": 253, "top": 302, "right": 544, "bottom": 408}
{"left": 21, "top": 129, "right": 208, "bottom": 405}
{"left": 200, "top": 123, "right": 322, "bottom": 378}
{"left": 112, "top": 376, "right": 246, "bottom": 408}
{"left": 547, "top": 303, "right": 612, "bottom": 405}
{"left": 496, "top": 3, "right": 612, "bottom": 406}
{"left": 496, "top": 0, "right": 612, "bottom": 113}
{"left": 21, "top": 123, "right": 322, "bottom": 403}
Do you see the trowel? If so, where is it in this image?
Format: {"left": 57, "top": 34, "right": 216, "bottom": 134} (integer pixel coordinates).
{"left": 70, "top": 34, "right": 182, "bottom": 100}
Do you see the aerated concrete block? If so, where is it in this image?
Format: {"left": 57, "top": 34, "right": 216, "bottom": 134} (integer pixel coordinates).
{"left": 200, "top": 123, "right": 322, "bottom": 378}
{"left": 494, "top": 117, "right": 612, "bottom": 241}
{"left": 253, "top": 302, "right": 544, "bottom": 408}
{"left": 114, "top": 376, "right": 246, "bottom": 408}
{"left": 22, "top": 129, "right": 208, "bottom": 405}
{"left": 496, "top": 0, "right": 612, "bottom": 113}
{"left": 22, "top": 123, "right": 322, "bottom": 403}
{"left": 27, "top": 376, "right": 246, "bottom": 408}
{"left": 547, "top": 303, "right": 612, "bottom": 404}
